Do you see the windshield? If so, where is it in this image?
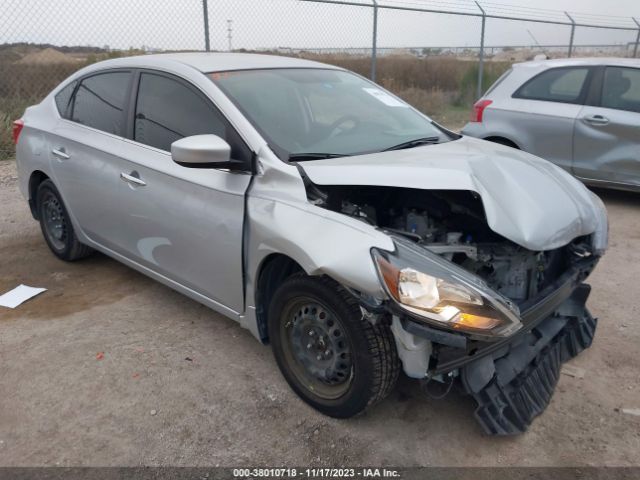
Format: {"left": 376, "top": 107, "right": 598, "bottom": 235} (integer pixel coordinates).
{"left": 209, "top": 68, "right": 451, "bottom": 160}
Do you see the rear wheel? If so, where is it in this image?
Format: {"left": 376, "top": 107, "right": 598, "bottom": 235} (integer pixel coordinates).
{"left": 268, "top": 275, "right": 399, "bottom": 418}
{"left": 36, "top": 179, "right": 93, "bottom": 261}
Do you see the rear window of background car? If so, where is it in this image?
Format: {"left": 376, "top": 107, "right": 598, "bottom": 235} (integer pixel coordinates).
{"left": 601, "top": 67, "right": 640, "bottom": 113}
{"left": 71, "top": 71, "right": 131, "bottom": 136}
{"left": 514, "top": 67, "right": 589, "bottom": 104}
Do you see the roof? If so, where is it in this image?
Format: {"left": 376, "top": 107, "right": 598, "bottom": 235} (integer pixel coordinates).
{"left": 514, "top": 57, "right": 640, "bottom": 69}
{"left": 102, "top": 52, "right": 340, "bottom": 73}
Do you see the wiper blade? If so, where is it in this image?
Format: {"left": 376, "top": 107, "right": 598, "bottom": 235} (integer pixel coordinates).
{"left": 288, "top": 152, "right": 349, "bottom": 162}
{"left": 384, "top": 136, "right": 440, "bottom": 152}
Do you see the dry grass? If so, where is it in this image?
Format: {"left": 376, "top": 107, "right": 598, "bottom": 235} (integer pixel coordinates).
{"left": 0, "top": 52, "right": 511, "bottom": 159}
{"left": 0, "top": 49, "right": 143, "bottom": 159}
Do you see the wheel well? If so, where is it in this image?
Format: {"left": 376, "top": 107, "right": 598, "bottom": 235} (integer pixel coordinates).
{"left": 28, "top": 170, "right": 50, "bottom": 219}
{"left": 484, "top": 136, "right": 520, "bottom": 149}
{"left": 255, "top": 254, "right": 305, "bottom": 343}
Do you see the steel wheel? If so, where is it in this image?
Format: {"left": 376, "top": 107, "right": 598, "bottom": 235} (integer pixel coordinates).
{"left": 268, "top": 275, "right": 400, "bottom": 418}
{"left": 280, "top": 297, "right": 354, "bottom": 400}
{"left": 41, "top": 190, "right": 67, "bottom": 251}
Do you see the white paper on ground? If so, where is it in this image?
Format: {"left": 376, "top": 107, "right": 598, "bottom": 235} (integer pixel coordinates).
{"left": 0, "top": 284, "right": 47, "bottom": 309}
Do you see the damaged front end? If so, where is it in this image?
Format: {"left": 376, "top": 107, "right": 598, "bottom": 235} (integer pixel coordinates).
{"left": 306, "top": 182, "right": 605, "bottom": 435}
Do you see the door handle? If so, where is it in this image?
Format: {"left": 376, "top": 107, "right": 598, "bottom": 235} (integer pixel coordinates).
{"left": 120, "top": 172, "right": 147, "bottom": 187}
{"left": 52, "top": 148, "right": 70, "bottom": 160}
{"left": 583, "top": 114, "right": 609, "bottom": 126}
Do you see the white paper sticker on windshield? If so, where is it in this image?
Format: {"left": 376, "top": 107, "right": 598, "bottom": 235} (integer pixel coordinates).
{"left": 362, "top": 88, "right": 408, "bottom": 107}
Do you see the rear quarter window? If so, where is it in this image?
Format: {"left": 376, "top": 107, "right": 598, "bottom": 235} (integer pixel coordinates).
{"left": 54, "top": 81, "right": 76, "bottom": 119}
{"left": 513, "top": 67, "right": 590, "bottom": 104}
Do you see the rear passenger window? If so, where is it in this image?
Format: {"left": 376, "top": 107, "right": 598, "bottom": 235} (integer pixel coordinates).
{"left": 55, "top": 81, "right": 76, "bottom": 119}
{"left": 134, "top": 72, "right": 250, "bottom": 163}
{"left": 601, "top": 67, "right": 640, "bottom": 113}
{"left": 71, "top": 72, "right": 131, "bottom": 136}
{"left": 514, "top": 67, "right": 589, "bottom": 104}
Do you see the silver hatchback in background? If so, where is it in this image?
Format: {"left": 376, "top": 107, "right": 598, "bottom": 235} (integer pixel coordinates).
{"left": 462, "top": 58, "right": 640, "bottom": 192}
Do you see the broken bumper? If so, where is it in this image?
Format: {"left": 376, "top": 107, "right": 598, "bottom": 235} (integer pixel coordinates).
{"left": 461, "top": 284, "right": 595, "bottom": 435}
{"left": 402, "top": 258, "right": 598, "bottom": 435}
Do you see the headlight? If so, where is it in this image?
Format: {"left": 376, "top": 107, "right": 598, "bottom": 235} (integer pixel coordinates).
{"left": 589, "top": 191, "right": 608, "bottom": 255}
{"left": 372, "top": 238, "right": 522, "bottom": 338}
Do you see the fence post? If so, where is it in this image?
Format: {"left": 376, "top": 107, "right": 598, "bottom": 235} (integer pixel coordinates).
{"left": 371, "top": 0, "right": 378, "bottom": 81}
{"left": 475, "top": 1, "right": 486, "bottom": 100}
{"left": 565, "top": 11, "right": 575, "bottom": 57}
{"left": 202, "top": 0, "right": 211, "bottom": 52}
{"left": 633, "top": 17, "right": 640, "bottom": 58}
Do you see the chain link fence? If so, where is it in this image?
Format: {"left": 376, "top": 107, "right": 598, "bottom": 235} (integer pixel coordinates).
{"left": 2, "top": 0, "right": 639, "bottom": 160}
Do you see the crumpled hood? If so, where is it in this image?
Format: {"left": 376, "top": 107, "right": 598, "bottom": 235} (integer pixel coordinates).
{"left": 299, "top": 136, "right": 601, "bottom": 251}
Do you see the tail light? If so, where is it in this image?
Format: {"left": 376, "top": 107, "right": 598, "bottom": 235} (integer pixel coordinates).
{"left": 12, "top": 119, "right": 24, "bottom": 145}
{"left": 471, "top": 100, "right": 492, "bottom": 123}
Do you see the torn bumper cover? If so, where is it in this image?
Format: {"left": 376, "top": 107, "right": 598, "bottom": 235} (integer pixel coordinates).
{"left": 403, "top": 258, "right": 598, "bottom": 435}
{"left": 461, "top": 284, "right": 595, "bottom": 435}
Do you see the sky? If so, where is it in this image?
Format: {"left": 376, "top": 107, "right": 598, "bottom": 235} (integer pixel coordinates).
{"left": 2, "top": 0, "right": 640, "bottom": 52}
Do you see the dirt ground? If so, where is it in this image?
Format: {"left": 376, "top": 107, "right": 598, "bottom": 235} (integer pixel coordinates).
{"left": 0, "top": 159, "right": 639, "bottom": 467}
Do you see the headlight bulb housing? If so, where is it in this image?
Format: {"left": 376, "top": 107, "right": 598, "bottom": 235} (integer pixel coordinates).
{"left": 372, "top": 237, "right": 522, "bottom": 339}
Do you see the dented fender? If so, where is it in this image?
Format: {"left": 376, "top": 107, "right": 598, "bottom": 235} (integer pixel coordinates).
{"left": 240, "top": 147, "right": 395, "bottom": 340}
{"left": 247, "top": 196, "right": 393, "bottom": 296}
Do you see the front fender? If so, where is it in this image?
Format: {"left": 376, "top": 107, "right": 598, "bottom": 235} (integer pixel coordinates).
{"left": 246, "top": 196, "right": 395, "bottom": 301}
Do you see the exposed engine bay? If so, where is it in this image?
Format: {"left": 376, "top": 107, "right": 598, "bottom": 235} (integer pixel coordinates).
{"left": 304, "top": 182, "right": 601, "bottom": 434}
{"left": 308, "top": 184, "right": 591, "bottom": 305}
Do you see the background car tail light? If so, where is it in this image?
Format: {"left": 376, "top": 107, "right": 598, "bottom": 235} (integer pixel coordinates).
{"left": 471, "top": 100, "right": 492, "bottom": 123}
{"left": 12, "top": 119, "right": 24, "bottom": 145}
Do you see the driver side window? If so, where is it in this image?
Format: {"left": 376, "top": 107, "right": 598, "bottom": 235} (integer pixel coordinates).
{"left": 134, "top": 72, "right": 251, "bottom": 163}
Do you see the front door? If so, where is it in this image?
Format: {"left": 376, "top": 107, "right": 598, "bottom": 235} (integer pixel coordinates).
{"left": 117, "top": 71, "right": 253, "bottom": 313}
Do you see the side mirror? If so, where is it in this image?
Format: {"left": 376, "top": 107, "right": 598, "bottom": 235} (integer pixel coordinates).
{"left": 171, "top": 134, "right": 245, "bottom": 170}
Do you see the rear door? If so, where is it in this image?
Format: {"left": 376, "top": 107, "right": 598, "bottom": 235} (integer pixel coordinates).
{"left": 116, "top": 70, "right": 253, "bottom": 313}
{"left": 573, "top": 66, "right": 640, "bottom": 187}
{"left": 48, "top": 70, "right": 133, "bottom": 252}
{"left": 507, "top": 66, "right": 593, "bottom": 171}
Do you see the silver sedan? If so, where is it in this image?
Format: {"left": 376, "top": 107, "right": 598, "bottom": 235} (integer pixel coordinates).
{"left": 462, "top": 57, "right": 640, "bottom": 192}
{"left": 14, "top": 53, "right": 607, "bottom": 434}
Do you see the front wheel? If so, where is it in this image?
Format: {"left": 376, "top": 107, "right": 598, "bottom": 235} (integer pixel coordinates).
{"left": 268, "top": 275, "right": 400, "bottom": 418}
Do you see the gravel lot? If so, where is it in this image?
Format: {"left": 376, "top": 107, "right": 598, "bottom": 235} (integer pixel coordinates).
{"left": 1, "top": 159, "right": 639, "bottom": 467}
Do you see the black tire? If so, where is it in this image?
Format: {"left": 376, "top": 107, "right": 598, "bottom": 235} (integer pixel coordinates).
{"left": 268, "top": 275, "right": 400, "bottom": 418}
{"left": 36, "top": 179, "right": 93, "bottom": 261}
